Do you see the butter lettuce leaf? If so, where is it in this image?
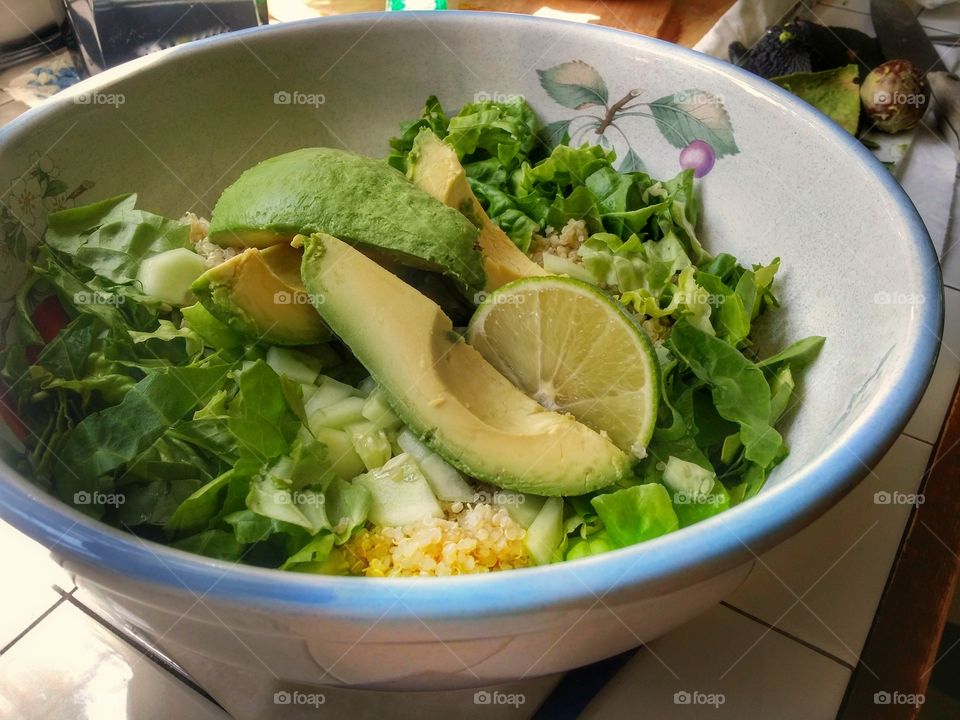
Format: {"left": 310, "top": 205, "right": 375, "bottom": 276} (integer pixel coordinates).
{"left": 591, "top": 484, "right": 679, "bottom": 548}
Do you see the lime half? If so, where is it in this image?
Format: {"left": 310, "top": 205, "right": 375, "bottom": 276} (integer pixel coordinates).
{"left": 467, "top": 276, "right": 660, "bottom": 458}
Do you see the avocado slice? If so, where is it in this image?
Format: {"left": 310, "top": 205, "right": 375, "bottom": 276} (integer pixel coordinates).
{"left": 299, "top": 232, "right": 629, "bottom": 496}
{"left": 407, "top": 129, "right": 548, "bottom": 292}
{"left": 191, "top": 243, "right": 329, "bottom": 346}
{"left": 208, "top": 148, "right": 486, "bottom": 295}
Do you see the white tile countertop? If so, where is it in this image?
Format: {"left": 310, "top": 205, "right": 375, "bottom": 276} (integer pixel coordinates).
{"left": 2, "top": 2, "right": 960, "bottom": 719}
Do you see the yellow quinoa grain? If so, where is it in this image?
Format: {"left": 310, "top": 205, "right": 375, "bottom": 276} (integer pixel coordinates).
{"left": 344, "top": 503, "right": 528, "bottom": 577}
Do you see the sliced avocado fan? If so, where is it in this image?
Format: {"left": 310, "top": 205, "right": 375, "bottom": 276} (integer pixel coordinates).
{"left": 297, "top": 232, "right": 630, "bottom": 496}
{"left": 407, "top": 128, "right": 548, "bottom": 292}
{"left": 208, "top": 147, "right": 486, "bottom": 296}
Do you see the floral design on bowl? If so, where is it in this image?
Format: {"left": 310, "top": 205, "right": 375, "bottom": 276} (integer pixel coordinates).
{"left": 537, "top": 60, "right": 739, "bottom": 176}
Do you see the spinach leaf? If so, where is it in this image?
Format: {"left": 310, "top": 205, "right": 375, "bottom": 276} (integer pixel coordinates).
{"left": 668, "top": 318, "right": 783, "bottom": 468}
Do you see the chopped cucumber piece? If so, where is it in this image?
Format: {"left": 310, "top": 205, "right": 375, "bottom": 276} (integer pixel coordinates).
{"left": 361, "top": 388, "right": 402, "bottom": 430}
{"left": 304, "top": 377, "right": 357, "bottom": 417}
{"left": 300, "top": 383, "right": 320, "bottom": 404}
{"left": 181, "top": 303, "right": 243, "bottom": 349}
{"left": 524, "top": 497, "right": 565, "bottom": 565}
{"left": 308, "top": 395, "right": 366, "bottom": 432}
{"left": 266, "top": 346, "right": 321, "bottom": 385}
{"left": 138, "top": 248, "right": 208, "bottom": 305}
{"left": 500, "top": 491, "right": 545, "bottom": 529}
{"left": 353, "top": 453, "right": 443, "bottom": 526}
{"left": 347, "top": 421, "right": 393, "bottom": 471}
{"left": 388, "top": 432, "right": 404, "bottom": 457}
{"left": 358, "top": 375, "right": 377, "bottom": 396}
{"left": 397, "top": 429, "right": 474, "bottom": 502}
{"left": 311, "top": 426, "right": 366, "bottom": 481}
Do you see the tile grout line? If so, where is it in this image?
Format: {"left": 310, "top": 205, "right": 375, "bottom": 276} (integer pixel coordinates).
{"left": 719, "top": 601, "right": 857, "bottom": 671}
{"left": 902, "top": 431, "right": 935, "bottom": 447}
{"left": 52, "top": 585, "right": 227, "bottom": 711}
{"left": 0, "top": 591, "right": 68, "bottom": 655}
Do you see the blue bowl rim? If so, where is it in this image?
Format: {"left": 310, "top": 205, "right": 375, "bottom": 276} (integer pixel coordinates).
{"left": 0, "top": 10, "right": 944, "bottom": 621}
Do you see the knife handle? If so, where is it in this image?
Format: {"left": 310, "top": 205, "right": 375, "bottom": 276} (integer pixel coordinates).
{"left": 928, "top": 70, "right": 960, "bottom": 160}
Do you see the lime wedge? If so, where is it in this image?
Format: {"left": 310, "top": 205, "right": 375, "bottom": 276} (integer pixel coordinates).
{"left": 467, "top": 276, "right": 660, "bottom": 458}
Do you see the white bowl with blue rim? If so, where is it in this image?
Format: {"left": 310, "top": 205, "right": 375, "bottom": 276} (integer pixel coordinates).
{"left": 0, "top": 11, "right": 942, "bottom": 691}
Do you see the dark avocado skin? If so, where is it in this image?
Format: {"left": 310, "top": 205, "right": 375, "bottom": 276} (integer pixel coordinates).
{"left": 730, "top": 19, "right": 882, "bottom": 81}
{"left": 208, "top": 148, "right": 486, "bottom": 296}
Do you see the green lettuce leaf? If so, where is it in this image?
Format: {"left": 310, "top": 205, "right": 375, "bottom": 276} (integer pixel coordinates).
{"left": 52, "top": 364, "right": 231, "bottom": 508}
{"left": 590, "top": 484, "right": 679, "bottom": 548}
{"left": 228, "top": 360, "right": 301, "bottom": 461}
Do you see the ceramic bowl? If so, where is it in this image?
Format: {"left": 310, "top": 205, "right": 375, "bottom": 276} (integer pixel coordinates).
{"left": 0, "top": 11, "right": 942, "bottom": 692}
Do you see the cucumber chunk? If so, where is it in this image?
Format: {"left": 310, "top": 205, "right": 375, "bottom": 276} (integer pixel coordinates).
{"left": 353, "top": 453, "right": 443, "bottom": 526}
{"left": 361, "top": 387, "right": 402, "bottom": 430}
{"left": 397, "top": 429, "right": 474, "bottom": 502}
{"left": 311, "top": 426, "right": 366, "bottom": 481}
{"left": 347, "top": 421, "right": 393, "bottom": 471}
{"left": 138, "top": 248, "right": 208, "bottom": 305}
{"left": 307, "top": 395, "right": 366, "bottom": 432}
{"left": 524, "top": 497, "right": 565, "bottom": 565}
{"left": 304, "top": 376, "right": 357, "bottom": 418}
{"left": 266, "top": 346, "right": 322, "bottom": 385}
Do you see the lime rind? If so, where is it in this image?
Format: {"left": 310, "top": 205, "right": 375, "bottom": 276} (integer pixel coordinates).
{"left": 467, "top": 275, "right": 660, "bottom": 456}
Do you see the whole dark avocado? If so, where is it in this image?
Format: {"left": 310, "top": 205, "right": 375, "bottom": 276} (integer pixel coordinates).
{"left": 730, "top": 19, "right": 882, "bottom": 80}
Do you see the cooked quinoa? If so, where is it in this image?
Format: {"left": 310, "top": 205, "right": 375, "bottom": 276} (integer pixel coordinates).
{"left": 180, "top": 212, "right": 238, "bottom": 268}
{"left": 344, "top": 502, "right": 528, "bottom": 577}
{"left": 641, "top": 316, "right": 671, "bottom": 345}
{"left": 529, "top": 218, "right": 588, "bottom": 266}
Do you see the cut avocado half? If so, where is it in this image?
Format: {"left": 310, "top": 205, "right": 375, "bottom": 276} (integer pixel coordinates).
{"left": 299, "top": 232, "right": 629, "bottom": 496}
{"left": 191, "top": 243, "right": 329, "bottom": 346}
{"left": 208, "top": 147, "right": 486, "bottom": 295}
{"left": 407, "top": 128, "right": 548, "bottom": 292}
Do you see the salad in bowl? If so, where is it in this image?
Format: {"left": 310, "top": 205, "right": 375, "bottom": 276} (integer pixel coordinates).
{"left": 1, "top": 95, "right": 822, "bottom": 578}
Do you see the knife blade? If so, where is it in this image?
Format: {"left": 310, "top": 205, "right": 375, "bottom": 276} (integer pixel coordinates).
{"left": 871, "top": 0, "right": 960, "bottom": 157}
{"left": 871, "top": 0, "right": 946, "bottom": 73}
